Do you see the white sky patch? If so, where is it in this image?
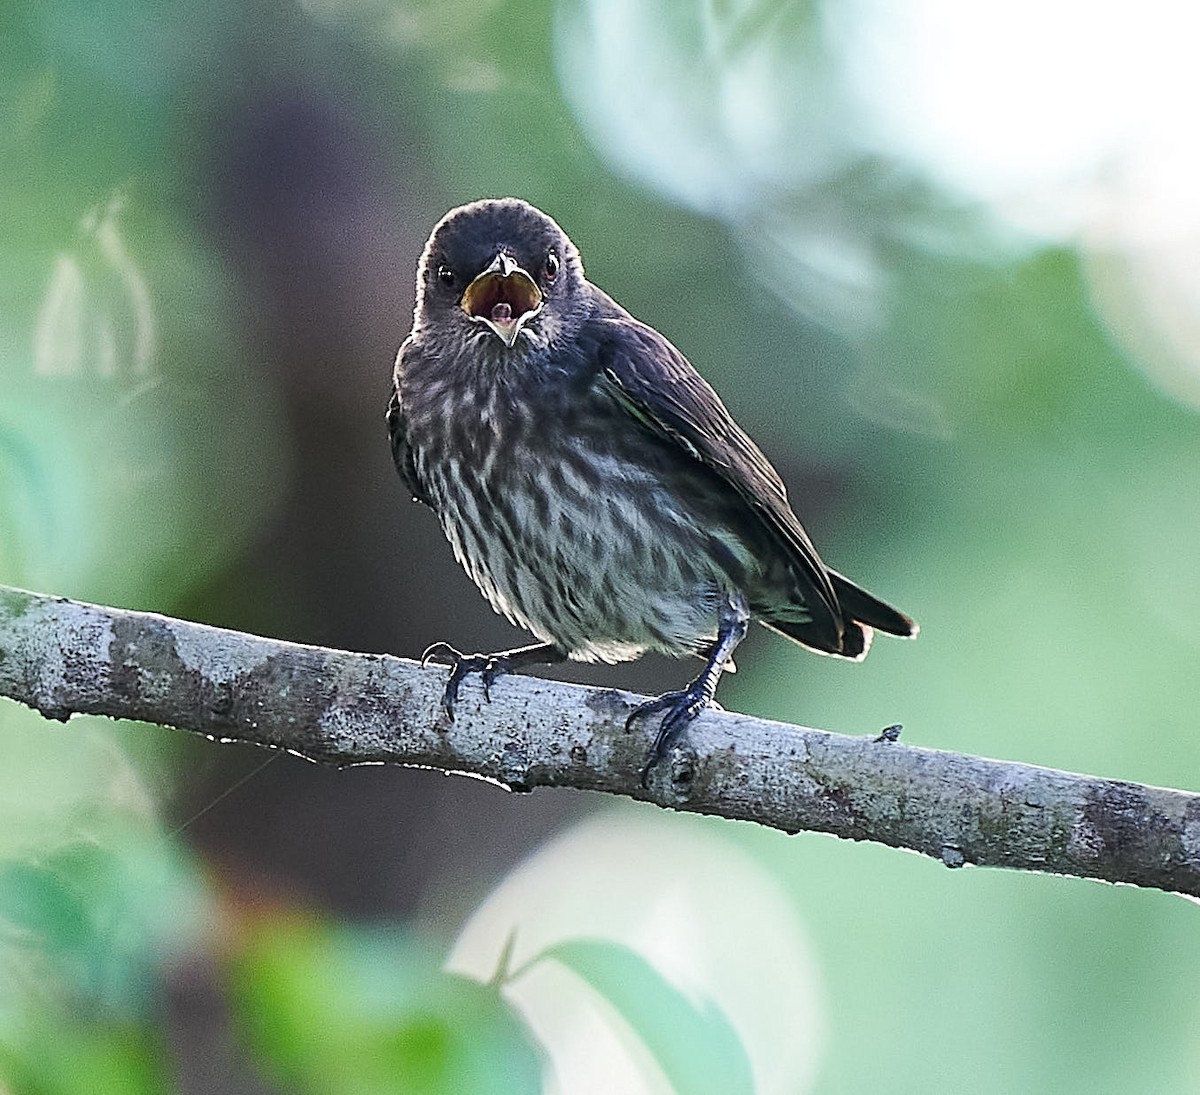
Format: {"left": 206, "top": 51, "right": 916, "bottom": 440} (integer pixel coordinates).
{"left": 829, "top": 0, "right": 1200, "bottom": 404}
{"left": 829, "top": 1, "right": 1200, "bottom": 235}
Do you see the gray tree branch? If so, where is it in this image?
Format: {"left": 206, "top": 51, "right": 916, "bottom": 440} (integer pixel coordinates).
{"left": 1, "top": 584, "right": 1197, "bottom": 897}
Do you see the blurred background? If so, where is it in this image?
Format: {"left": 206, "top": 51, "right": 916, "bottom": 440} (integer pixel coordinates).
{"left": 2, "top": 1, "right": 1199, "bottom": 1091}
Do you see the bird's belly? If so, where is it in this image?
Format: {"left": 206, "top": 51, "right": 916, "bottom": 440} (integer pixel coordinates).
{"left": 429, "top": 448, "right": 740, "bottom": 662}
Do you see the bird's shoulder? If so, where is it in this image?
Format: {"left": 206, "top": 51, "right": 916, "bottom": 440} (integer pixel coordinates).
{"left": 579, "top": 303, "right": 788, "bottom": 499}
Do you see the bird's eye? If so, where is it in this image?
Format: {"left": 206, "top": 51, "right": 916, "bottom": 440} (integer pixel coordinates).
{"left": 544, "top": 250, "right": 560, "bottom": 282}
{"left": 437, "top": 264, "right": 455, "bottom": 289}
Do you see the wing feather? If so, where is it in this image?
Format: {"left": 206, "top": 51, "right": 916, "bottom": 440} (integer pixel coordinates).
{"left": 387, "top": 361, "right": 430, "bottom": 506}
{"left": 590, "top": 314, "right": 843, "bottom": 638}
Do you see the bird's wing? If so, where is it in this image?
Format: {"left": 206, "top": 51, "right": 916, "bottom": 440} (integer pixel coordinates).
{"left": 387, "top": 353, "right": 431, "bottom": 506}
{"left": 591, "top": 314, "right": 842, "bottom": 634}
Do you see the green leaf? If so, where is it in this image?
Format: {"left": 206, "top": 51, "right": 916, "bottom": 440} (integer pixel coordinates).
{"left": 533, "top": 938, "right": 754, "bottom": 1095}
{"left": 0, "top": 1021, "right": 170, "bottom": 1095}
{"left": 230, "top": 921, "right": 542, "bottom": 1095}
{"left": 0, "top": 823, "right": 209, "bottom": 1021}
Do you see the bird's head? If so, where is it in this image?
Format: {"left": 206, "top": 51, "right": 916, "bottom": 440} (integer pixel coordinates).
{"left": 414, "top": 198, "right": 587, "bottom": 353}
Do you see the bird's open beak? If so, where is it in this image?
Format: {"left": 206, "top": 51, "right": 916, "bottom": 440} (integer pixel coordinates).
{"left": 460, "top": 252, "right": 543, "bottom": 347}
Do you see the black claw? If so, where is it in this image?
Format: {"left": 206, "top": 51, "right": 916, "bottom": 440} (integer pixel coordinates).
{"left": 420, "top": 643, "right": 514, "bottom": 720}
{"left": 626, "top": 684, "right": 712, "bottom": 786}
{"left": 481, "top": 658, "right": 510, "bottom": 702}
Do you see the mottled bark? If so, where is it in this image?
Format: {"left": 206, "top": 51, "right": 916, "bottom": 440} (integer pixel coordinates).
{"left": 1, "top": 585, "right": 1197, "bottom": 897}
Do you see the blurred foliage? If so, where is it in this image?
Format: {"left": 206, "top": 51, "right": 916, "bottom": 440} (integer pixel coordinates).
{"left": 0, "top": 819, "right": 206, "bottom": 1092}
{"left": 449, "top": 812, "right": 823, "bottom": 1094}
{"left": 0, "top": 1023, "right": 170, "bottom": 1095}
{"left": 2, "top": 0, "right": 1200, "bottom": 1092}
{"left": 528, "top": 937, "right": 753, "bottom": 1094}
{"left": 230, "top": 920, "right": 542, "bottom": 1095}
{"left": 0, "top": 831, "right": 202, "bottom": 1016}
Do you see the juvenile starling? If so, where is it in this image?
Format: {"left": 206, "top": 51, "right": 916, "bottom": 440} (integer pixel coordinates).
{"left": 389, "top": 198, "right": 916, "bottom": 774}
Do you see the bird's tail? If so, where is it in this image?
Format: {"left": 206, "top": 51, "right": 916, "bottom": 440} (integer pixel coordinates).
{"left": 829, "top": 570, "right": 918, "bottom": 639}
{"left": 761, "top": 571, "right": 916, "bottom": 662}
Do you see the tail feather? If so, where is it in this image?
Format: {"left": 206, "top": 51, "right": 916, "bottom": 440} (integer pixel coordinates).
{"left": 761, "top": 572, "right": 916, "bottom": 662}
{"left": 829, "top": 571, "right": 918, "bottom": 639}
{"left": 760, "top": 617, "right": 873, "bottom": 662}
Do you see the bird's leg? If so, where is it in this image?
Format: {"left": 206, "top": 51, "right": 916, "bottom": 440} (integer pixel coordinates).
{"left": 627, "top": 593, "right": 750, "bottom": 783}
{"left": 421, "top": 641, "right": 565, "bottom": 720}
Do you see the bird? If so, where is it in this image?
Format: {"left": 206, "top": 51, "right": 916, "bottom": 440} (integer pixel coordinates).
{"left": 388, "top": 198, "right": 916, "bottom": 777}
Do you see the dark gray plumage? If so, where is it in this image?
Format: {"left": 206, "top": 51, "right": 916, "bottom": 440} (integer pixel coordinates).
{"left": 389, "top": 198, "right": 916, "bottom": 772}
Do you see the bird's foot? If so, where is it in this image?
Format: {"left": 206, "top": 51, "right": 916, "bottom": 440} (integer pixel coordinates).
{"left": 626, "top": 595, "right": 748, "bottom": 787}
{"left": 626, "top": 682, "right": 715, "bottom": 787}
{"left": 421, "top": 643, "right": 514, "bottom": 720}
